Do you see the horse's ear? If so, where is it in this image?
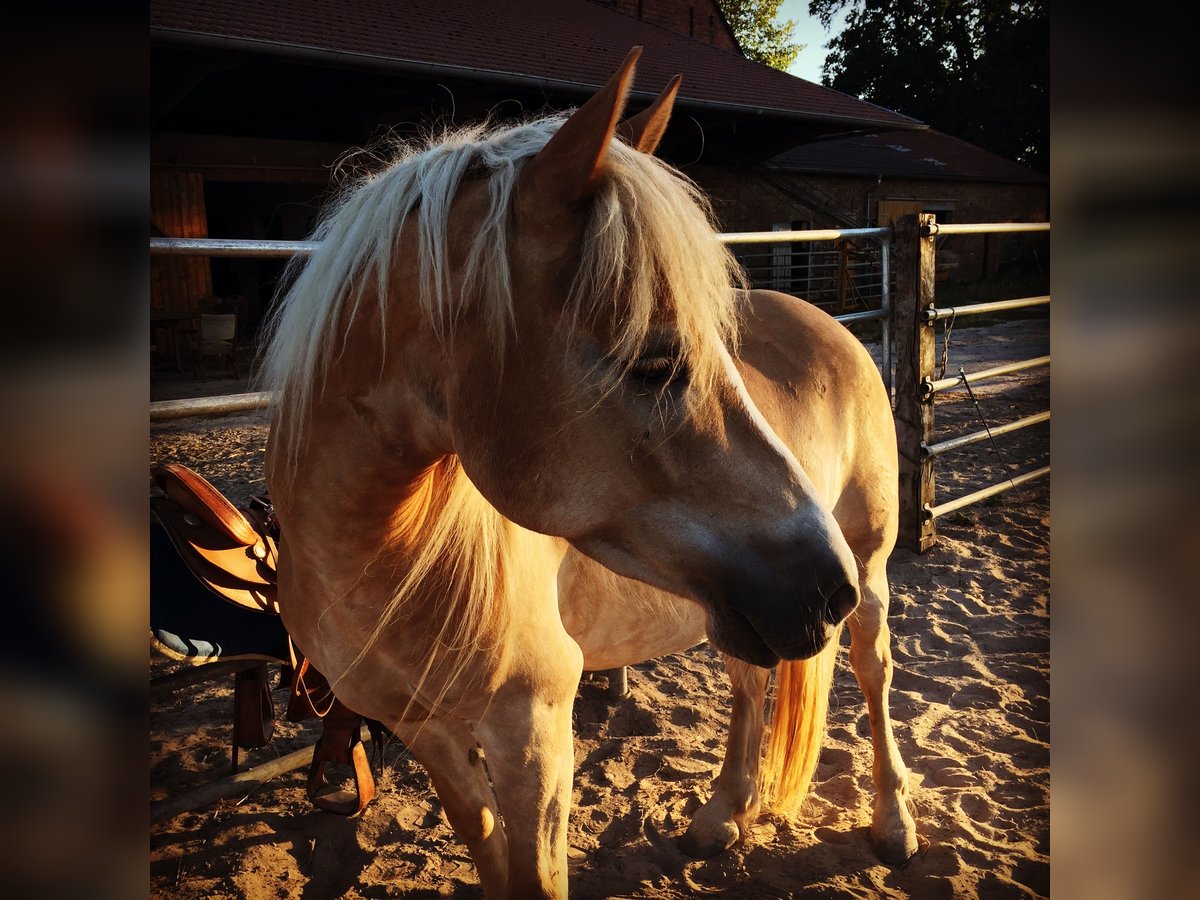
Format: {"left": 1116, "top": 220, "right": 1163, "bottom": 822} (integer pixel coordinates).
{"left": 617, "top": 75, "right": 681, "bottom": 155}
{"left": 520, "top": 46, "right": 642, "bottom": 210}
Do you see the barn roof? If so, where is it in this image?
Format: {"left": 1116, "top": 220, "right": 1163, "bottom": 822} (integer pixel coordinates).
{"left": 149, "top": 0, "right": 922, "bottom": 131}
{"left": 769, "top": 128, "right": 1046, "bottom": 183}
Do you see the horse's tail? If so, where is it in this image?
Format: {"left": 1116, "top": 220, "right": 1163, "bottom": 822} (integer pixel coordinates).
{"left": 759, "top": 625, "right": 841, "bottom": 815}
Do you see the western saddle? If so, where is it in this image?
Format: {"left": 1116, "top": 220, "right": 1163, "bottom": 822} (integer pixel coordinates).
{"left": 151, "top": 463, "right": 376, "bottom": 816}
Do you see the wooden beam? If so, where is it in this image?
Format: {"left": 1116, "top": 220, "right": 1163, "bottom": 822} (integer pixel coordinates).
{"left": 150, "top": 726, "right": 371, "bottom": 824}
{"left": 150, "top": 391, "right": 274, "bottom": 421}
{"left": 893, "top": 213, "right": 938, "bottom": 551}
{"left": 151, "top": 659, "right": 263, "bottom": 700}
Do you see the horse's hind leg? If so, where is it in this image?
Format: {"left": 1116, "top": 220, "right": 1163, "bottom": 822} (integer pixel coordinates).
{"left": 395, "top": 716, "right": 509, "bottom": 897}
{"left": 847, "top": 557, "right": 919, "bottom": 864}
{"left": 680, "top": 657, "right": 769, "bottom": 858}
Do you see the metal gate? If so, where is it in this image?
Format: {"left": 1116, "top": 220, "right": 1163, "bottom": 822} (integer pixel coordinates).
{"left": 892, "top": 214, "right": 1050, "bottom": 551}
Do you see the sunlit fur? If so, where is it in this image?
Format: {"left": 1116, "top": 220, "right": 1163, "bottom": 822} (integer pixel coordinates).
{"left": 344, "top": 455, "right": 516, "bottom": 710}
{"left": 258, "top": 113, "right": 745, "bottom": 470}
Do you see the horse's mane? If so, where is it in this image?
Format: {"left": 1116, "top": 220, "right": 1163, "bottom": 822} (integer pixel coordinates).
{"left": 258, "top": 112, "right": 745, "bottom": 464}
{"left": 256, "top": 114, "right": 745, "bottom": 701}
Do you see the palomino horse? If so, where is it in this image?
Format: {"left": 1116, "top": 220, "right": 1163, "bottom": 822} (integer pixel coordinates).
{"left": 262, "top": 48, "right": 916, "bottom": 898}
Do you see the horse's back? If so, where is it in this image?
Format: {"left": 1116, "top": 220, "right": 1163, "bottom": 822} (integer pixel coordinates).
{"left": 736, "top": 290, "right": 898, "bottom": 554}
{"left": 736, "top": 290, "right": 887, "bottom": 417}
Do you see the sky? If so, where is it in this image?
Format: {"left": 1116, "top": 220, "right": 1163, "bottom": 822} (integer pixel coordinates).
{"left": 777, "top": 0, "right": 852, "bottom": 85}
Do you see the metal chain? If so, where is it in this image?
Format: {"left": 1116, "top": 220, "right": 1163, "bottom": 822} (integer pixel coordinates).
{"left": 937, "top": 308, "right": 957, "bottom": 381}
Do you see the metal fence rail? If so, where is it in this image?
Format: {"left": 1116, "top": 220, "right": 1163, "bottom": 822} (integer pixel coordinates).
{"left": 151, "top": 226, "right": 896, "bottom": 420}
{"left": 718, "top": 227, "right": 891, "bottom": 244}
{"left": 151, "top": 229, "right": 892, "bottom": 253}
{"left": 924, "top": 295, "right": 1049, "bottom": 323}
{"left": 150, "top": 237, "right": 319, "bottom": 257}
{"left": 924, "top": 355, "right": 1051, "bottom": 397}
{"left": 925, "top": 465, "right": 1051, "bottom": 521}
{"left": 922, "top": 410, "right": 1050, "bottom": 459}
{"left": 923, "top": 222, "right": 1050, "bottom": 236}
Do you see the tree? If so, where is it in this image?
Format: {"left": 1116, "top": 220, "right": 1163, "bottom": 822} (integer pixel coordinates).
{"left": 810, "top": 0, "right": 1048, "bottom": 172}
{"left": 718, "top": 0, "right": 805, "bottom": 71}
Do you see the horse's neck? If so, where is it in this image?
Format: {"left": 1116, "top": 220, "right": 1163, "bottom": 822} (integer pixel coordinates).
{"left": 267, "top": 248, "right": 579, "bottom": 686}
{"left": 277, "top": 424, "right": 568, "bottom": 717}
{"left": 278, "top": 408, "right": 474, "bottom": 582}
{"left": 271, "top": 296, "right": 453, "bottom": 555}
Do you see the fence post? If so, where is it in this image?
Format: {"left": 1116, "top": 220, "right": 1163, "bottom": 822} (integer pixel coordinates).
{"left": 893, "top": 213, "right": 938, "bottom": 551}
{"left": 880, "top": 231, "right": 893, "bottom": 400}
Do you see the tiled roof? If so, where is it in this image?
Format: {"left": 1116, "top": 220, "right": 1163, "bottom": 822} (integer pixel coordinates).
{"left": 150, "top": 0, "right": 921, "bottom": 129}
{"left": 769, "top": 128, "right": 1045, "bottom": 183}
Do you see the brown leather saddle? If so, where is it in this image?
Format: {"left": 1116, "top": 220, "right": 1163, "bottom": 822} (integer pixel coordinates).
{"left": 152, "top": 463, "right": 279, "bottom": 615}
{"left": 151, "top": 463, "right": 376, "bottom": 817}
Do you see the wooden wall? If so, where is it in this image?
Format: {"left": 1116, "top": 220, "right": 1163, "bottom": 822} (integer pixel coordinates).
{"left": 151, "top": 169, "right": 212, "bottom": 366}
{"left": 150, "top": 169, "right": 211, "bottom": 314}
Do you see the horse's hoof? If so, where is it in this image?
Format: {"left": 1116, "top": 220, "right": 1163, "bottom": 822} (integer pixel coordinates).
{"left": 870, "top": 826, "right": 919, "bottom": 867}
{"left": 679, "top": 819, "right": 739, "bottom": 859}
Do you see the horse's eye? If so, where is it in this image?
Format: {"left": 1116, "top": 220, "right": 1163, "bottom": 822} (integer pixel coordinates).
{"left": 629, "top": 355, "right": 684, "bottom": 387}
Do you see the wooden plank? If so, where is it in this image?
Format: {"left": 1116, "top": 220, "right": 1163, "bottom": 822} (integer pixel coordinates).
{"left": 183, "top": 171, "right": 212, "bottom": 308}
{"left": 149, "top": 170, "right": 213, "bottom": 363}
{"left": 151, "top": 743, "right": 314, "bottom": 824}
{"left": 892, "top": 213, "right": 938, "bottom": 551}
{"left": 150, "top": 726, "right": 372, "bottom": 824}
{"left": 150, "top": 659, "right": 264, "bottom": 700}
{"left": 150, "top": 391, "right": 274, "bottom": 421}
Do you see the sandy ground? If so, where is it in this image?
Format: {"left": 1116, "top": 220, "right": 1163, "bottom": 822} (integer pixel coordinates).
{"left": 150, "top": 317, "right": 1049, "bottom": 899}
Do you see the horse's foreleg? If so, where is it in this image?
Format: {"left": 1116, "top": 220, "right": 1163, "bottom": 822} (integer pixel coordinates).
{"left": 680, "top": 657, "right": 769, "bottom": 858}
{"left": 476, "top": 640, "right": 581, "bottom": 900}
{"left": 396, "top": 717, "right": 509, "bottom": 898}
{"left": 847, "top": 562, "right": 919, "bottom": 865}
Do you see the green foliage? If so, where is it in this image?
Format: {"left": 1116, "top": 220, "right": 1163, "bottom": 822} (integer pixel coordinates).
{"left": 718, "top": 0, "right": 805, "bottom": 71}
{"left": 808, "top": 0, "right": 1048, "bottom": 172}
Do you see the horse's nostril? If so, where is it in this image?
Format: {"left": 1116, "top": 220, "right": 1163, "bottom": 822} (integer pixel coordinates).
{"left": 824, "top": 582, "right": 859, "bottom": 625}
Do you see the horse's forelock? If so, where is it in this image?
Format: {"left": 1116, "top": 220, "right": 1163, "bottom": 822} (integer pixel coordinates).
{"left": 574, "top": 141, "right": 745, "bottom": 401}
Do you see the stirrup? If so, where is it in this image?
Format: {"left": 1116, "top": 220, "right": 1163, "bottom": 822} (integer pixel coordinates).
{"left": 305, "top": 705, "right": 376, "bottom": 817}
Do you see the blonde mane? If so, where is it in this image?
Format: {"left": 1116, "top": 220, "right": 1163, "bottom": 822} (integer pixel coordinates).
{"left": 258, "top": 113, "right": 745, "bottom": 698}
{"left": 258, "top": 112, "right": 745, "bottom": 464}
{"left": 348, "top": 455, "right": 521, "bottom": 710}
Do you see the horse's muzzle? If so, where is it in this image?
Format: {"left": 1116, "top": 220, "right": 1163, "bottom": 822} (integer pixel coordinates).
{"left": 696, "top": 549, "right": 859, "bottom": 666}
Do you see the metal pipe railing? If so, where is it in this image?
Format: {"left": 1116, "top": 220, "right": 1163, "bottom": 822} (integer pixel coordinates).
{"left": 151, "top": 227, "right": 900, "bottom": 418}
{"left": 924, "top": 295, "right": 1050, "bottom": 323}
{"left": 925, "top": 355, "right": 1050, "bottom": 396}
{"left": 150, "top": 237, "right": 319, "bottom": 257}
{"left": 833, "top": 309, "right": 887, "bottom": 325}
{"left": 719, "top": 227, "right": 891, "bottom": 244}
{"left": 922, "top": 410, "right": 1050, "bottom": 458}
{"left": 924, "top": 465, "right": 1050, "bottom": 520}
{"left": 922, "top": 222, "right": 1050, "bottom": 237}
{"left": 879, "top": 231, "right": 893, "bottom": 397}
{"left": 153, "top": 229, "right": 895, "bottom": 256}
